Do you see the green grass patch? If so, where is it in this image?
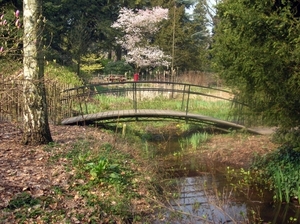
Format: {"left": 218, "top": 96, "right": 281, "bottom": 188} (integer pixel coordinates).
{"left": 7, "top": 192, "right": 40, "bottom": 210}
{"left": 176, "top": 131, "right": 211, "bottom": 152}
{"left": 79, "top": 92, "right": 233, "bottom": 122}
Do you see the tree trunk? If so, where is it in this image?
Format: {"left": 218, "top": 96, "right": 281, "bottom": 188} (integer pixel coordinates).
{"left": 22, "top": 0, "right": 52, "bottom": 145}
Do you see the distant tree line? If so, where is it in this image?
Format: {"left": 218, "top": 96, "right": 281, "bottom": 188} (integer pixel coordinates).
{"left": 1, "top": 0, "right": 212, "bottom": 77}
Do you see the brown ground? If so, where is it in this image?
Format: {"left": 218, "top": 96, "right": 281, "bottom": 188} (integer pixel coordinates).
{"left": 203, "top": 133, "right": 278, "bottom": 167}
{"left": 0, "top": 121, "right": 279, "bottom": 220}
{"left": 0, "top": 122, "right": 126, "bottom": 211}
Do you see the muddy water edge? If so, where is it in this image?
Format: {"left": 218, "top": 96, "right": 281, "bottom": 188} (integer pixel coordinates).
{"left": 143, "top": 127, "right": 300, "bottom": 223}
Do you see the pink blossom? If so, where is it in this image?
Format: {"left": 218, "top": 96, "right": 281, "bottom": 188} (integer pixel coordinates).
{"left": 112, "top": 7, "right": 170, "bottom": 68}
{"left": 15, "top": 10, "right": 20, "bottom": 18}
{"left": 0, "top": 47, "right": 3, "bottom": 52}
{"left": 15, "top": 19, "right": 19, "bottom": 27}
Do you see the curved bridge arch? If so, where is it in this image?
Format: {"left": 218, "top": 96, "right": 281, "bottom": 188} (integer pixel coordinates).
{"left": 61, "top": 109, "right": 263, "bottom": 134}
{"left": 60, "top": 81, "right": 266, "bottom": 134}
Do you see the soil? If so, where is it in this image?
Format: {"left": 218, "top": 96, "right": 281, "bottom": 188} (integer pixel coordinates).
{"left": 0, "top": 121, "right": 279, "bottom": 220}
{"left": 0, "top": 122, "right": 122, "bottom": 209}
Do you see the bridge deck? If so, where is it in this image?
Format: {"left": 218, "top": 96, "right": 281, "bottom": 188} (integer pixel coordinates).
{"left": 61, "top": 109, "right": 268, "bottom": 135}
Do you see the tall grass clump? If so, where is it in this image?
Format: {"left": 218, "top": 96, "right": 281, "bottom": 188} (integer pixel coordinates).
{"left": 185, "top": 132, "right": 210, "bottom": 150}
{"left": 252, "top": 144, "right": 300, "bottom": 203}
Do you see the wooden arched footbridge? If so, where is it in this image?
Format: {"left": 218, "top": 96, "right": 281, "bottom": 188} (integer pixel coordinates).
{"left": 61, "top": 109, "right": 266, "bottom": 134}
{"left": 60, "top": 81, "right": 269, "bottom": 134}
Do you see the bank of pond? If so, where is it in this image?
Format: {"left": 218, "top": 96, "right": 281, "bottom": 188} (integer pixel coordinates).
{"left": 137, "top": 125, "right": 300, "bottom": 224}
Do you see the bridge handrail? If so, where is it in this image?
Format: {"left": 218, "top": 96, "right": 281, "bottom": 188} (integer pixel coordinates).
{"left": 59, "top": 81, "right": 248, "bottom": 122}
{"left": 60, "top": 81, "right": 246, "bottom": 106}
{"left": 61, "top": 81, "right": 232, "bottom": 94}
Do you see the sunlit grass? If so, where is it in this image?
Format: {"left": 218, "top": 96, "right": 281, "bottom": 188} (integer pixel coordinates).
{"left": 78, "top": 91, "right": 233, "bottom": 121}
{"left": 84, "top": 95, "right": 132, "bottom": 113}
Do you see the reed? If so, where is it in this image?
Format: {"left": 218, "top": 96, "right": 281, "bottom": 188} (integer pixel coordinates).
{"left": 188, "top": 132, "right": 210, "bottom": 150}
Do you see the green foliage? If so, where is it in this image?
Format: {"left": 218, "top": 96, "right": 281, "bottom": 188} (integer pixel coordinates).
{"left": 226, "top": 167, "right": 254, "bottom": 195}
{"left": 0, "top": 59, "right": 22, "bottom": 76}
{"left": 252, "top": 145, "right": 300, "bottom": 203}
{"left": 45, "top": 62, "right": 83, "bottom": 85}
{"left": 154, "top": 0, "right": 211, "bottom": 71}
{"left": 102, "top": 60, "right": 134, "bottom": 75}
{"left": 272, "top": 128, "right": 300, "bottom": 150}
{"left": 187, "top": 132, "right": 210, "bottom": 150}
{"left": 42, "top": 0, "right": 143, "bottom": 66}
{"left": 85, "top": 157, "right": 109, "bottom": 180}
{"left": 44, "top": 139, "right": 142, "bottom": 221}
{"left": 82, "top": 88, "right": 232, "bottom": 120}
{"left": 80, "top": 53, "right": 104, "bottom": 74}
{"left": 84, "top": 94, "right": 131, "bottom": 113}
{"left": 212, "top": 0, "right": 300, "bottom": 130}
{"left": 7, "top": 192, "right": 40, "bottom": 210}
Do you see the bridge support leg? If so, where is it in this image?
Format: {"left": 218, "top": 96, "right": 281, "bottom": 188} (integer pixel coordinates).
{"left": 185, "top": 117, "right": 189, "bottom": 124}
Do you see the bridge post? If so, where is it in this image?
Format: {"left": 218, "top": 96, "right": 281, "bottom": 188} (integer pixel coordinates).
{"left": 181, "top": 84, "right": 187, "bottom": 110}
{"left": 133, "top": 82, "right": 137, "bottom": 113}
{"left": 184, "top": 85, "right": 191, "bottom": 123}
{"left": 186, "top": 85, "right": 191, "bottom": 117}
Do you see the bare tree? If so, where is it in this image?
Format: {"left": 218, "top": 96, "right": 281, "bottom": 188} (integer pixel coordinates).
{"left": 22, "top": 0, "right": 52, "bottom": 145}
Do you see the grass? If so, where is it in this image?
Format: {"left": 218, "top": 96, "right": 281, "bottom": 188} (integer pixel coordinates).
{"left": 85, "top": 95, "right": 132, "bottom": 113}
{"left": 68, "top": 82, "right": 269, "bottom": 128}
{"left": 188, "top": 132, "right": 210, "bottom": 150}
{"left": 79, "top": 92, "right": 233, "bottom": 122}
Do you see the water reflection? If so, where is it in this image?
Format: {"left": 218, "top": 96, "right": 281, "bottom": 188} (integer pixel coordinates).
{"left": 152, "top": 136, "right": 300, "bottom": 223}
{"left": 158, "top": 165, "right": 300, "bottom": 223}
{"left": 167, "top": 176, "right": 249, "bottom": 223}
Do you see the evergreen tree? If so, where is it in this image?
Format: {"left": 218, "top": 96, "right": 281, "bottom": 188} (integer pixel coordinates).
{"left": 43, "top": 0, "right": 149, "bottom": 66}
{"left": 153, "top": 0, "right": 210, "bottom": 72}
{"left": 212, "top": 0, "right": 300, "bottom": 129}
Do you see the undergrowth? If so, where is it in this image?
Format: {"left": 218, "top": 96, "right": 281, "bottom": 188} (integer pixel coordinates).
{"left": 251, "top": 144, "right": 300, "bottom": 203}
{"left": 225, "top": 143, "right": 300, "bottom": 204}
{"left": 3, "top": 136, "right": 158, "bottom": 223}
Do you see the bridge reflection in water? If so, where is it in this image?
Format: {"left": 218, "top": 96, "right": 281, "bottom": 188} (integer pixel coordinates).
{"left": 60, "top": 81, "right": 265, "bottom": 134}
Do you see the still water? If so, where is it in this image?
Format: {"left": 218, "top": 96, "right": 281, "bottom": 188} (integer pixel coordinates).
{"left": 150, "top": 136, "right": 300, "bottom": 224}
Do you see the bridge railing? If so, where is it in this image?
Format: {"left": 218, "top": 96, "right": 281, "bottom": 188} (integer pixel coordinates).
{"left": 60, "top": 81, "right": 246, "bottom": 123}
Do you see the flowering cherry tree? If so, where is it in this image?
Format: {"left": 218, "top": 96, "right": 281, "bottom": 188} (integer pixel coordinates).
{"left": 112, "top": 7, "right": 170, "bottom": 69}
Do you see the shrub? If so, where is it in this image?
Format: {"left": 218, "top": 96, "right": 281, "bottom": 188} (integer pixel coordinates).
{"left": 102, "top": 60, "right": 134, "bottom": 76}
{"left": 252, "top": 144, "right": 300, "bottom": 203}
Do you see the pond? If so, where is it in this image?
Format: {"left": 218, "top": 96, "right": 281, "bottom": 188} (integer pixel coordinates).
{"left": 149, "top": 132, "right": 300, "bottom": 224}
